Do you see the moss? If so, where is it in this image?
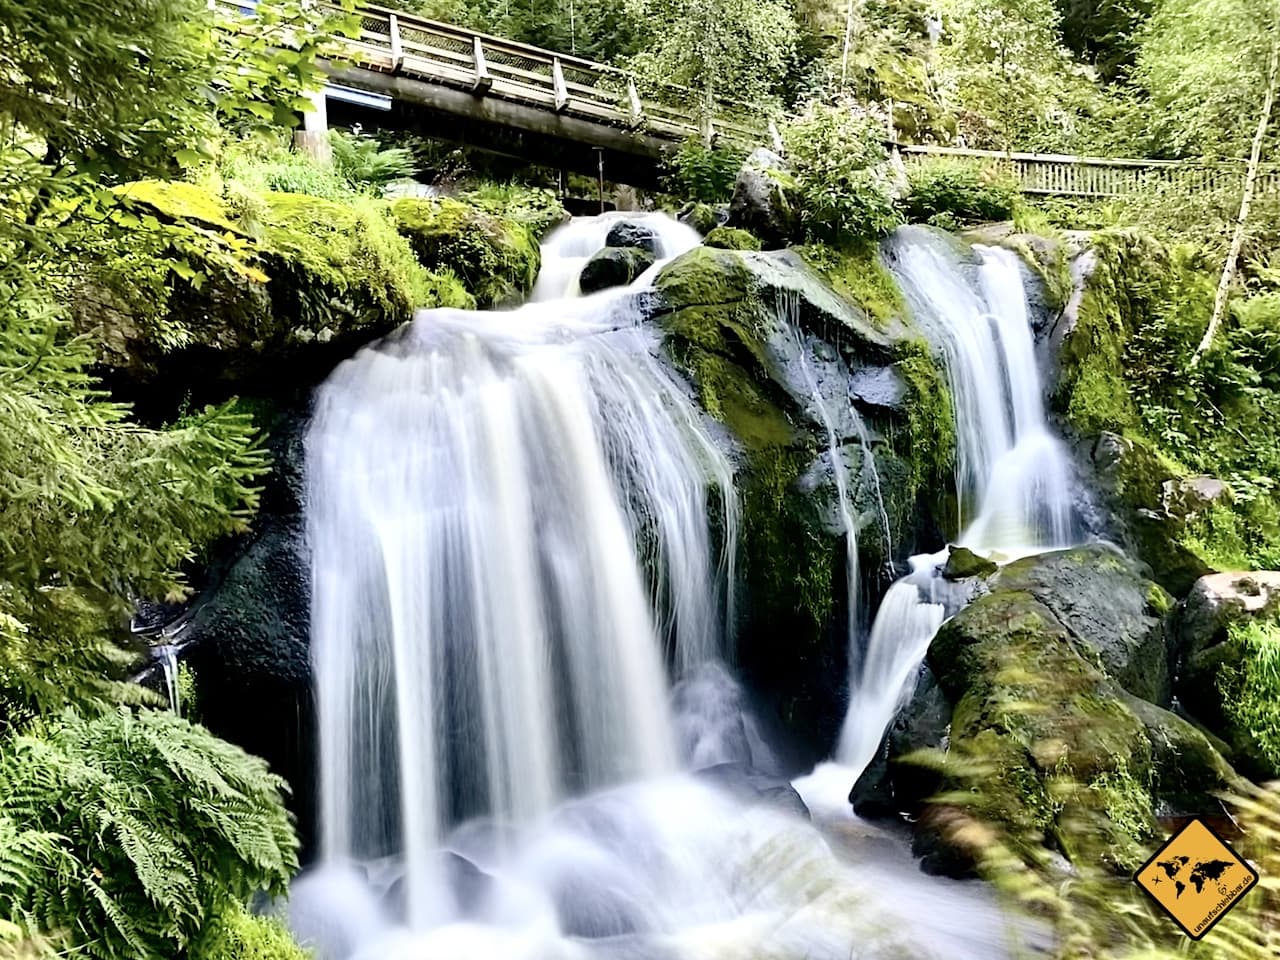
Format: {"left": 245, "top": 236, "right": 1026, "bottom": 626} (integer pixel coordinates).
{"left": 677, "top": 202, "right": 720, "bottom": 236}
{"left": 942, "top": 546, "right": 998, "bottom": 580}
{"left": 704, "top": 226, "right": 762, "bottom": 251}
{"left": 80, "top": 181, "right": 473, "bottom": 388}
{"left": 389, "top": 196, "right": 540, "bottom": 306}
{"left": 459, "top": 183, "right": 567, "bottom": 239}
{"left": 793, "top": 242, "right": 905, "bottom": 329}
{"left": 890, "top": 339, "right": 957, "bottom": 534}
{"left": 193, "top": 906, "right": 309, "bottom": 960}
{"left": 1005, "top": 232, "right": 1072, "bottom": 314}
{"left": 1215, "top": 618, "right": 1280, "bottom": 778}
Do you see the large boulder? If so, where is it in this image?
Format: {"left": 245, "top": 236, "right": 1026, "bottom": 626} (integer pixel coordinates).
{"left": 1177, "top": 571, "right": 1280, "bottom": 780}
{"left": 579, "top": 246, "right": 656, "bottom": 294}
{"left": 651, "top": 246, "right": 951, "bottom": 754}
{"left": 914, "top": 547, "right": 1236, "bottom": 877}
{"left": 390, "top": 195, "right": 543, "bottom": 307}
{"left": 77, "top": 181, "right": 473, "bottom": 403}
{"left": 727, "top": 149, "right": 801, "bottom": 248}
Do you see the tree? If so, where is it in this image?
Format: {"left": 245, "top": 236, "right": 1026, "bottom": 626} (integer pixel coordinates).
{"left": 935, "top": 0, "right": 1094, "bottom": 149}
{"left": 1194, "top": 8, "right": 1280, "bottom": 361}
{"left": 630, "top": 0, "right": 800, "bottom": 117}
{"left": 1134, "top": 0, "right": 1280, "bottom": 157}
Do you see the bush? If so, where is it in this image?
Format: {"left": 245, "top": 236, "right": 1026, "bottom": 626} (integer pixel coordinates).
{"left": 782, "top": 103, "right": 902, "bottom": 245}
{"left": 902, "top": 157, "right": 1019, "bottom": 225}
{"left": 193, "top": 906, "right": 309, "bottom": 960}
{"left": 0, "top": 709, "right": 297, "bottom": 959}
{"left": 662, "top": 139, "right": 745, "bottom": 204}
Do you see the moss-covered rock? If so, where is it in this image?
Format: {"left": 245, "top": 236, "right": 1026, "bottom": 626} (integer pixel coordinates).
{"left": 579, "top": 246, "right": 655, "bottom": 294}
{"left": 704, "top": 227, "right": 762, "bottom": 251}
{"left": 941, "top": 545, "right": 997, "bottom": 580}
{"left": 651, "top": 245, "right": 953, "bottom": 749}
{"left": 727, "top": 149, "right": 801, "bottom": 248}
{"left": 676, "top": 201, "right": 723, "bottom": 236}
{"left": 74, "top": 180, "right": 472, "bottom": 397}
{"left": 913, "top": 546, "right": 1238, "bottom": 877}
{"left": 389, "top": 196, "right": 541, "bottom": 307}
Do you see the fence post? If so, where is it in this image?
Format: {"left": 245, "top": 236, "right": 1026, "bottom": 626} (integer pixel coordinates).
{"left": 294, "top": 87, "right": 331, "bottom": 163}
{"left": 768, "top": 119, "right": 784, "bottom": 155}
{"left": 552, "top": 58, "right": 569, "bottom": 112}
{"left": 472, "top": 37, "right": 492, "bottom": 93}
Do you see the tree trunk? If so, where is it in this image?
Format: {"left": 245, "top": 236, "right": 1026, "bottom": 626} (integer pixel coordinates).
{"left": 1193, "top": 22, "right": 1280, "bottom": 364}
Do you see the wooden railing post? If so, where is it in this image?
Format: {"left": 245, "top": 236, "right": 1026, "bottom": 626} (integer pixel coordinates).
{"left": 472, "top": 37, "right": 492, "bottom": 93}
{"left": 768, "top": 120, "right": 784, "bottom": 154}
{"left": 388, "top": 14, "right": 404, "bottom": 71}
{"left": 552, "top": 58, "right": 569, "bottom": 112}
{"left": 627, "top": 79, "right": 644, "bottom": 127}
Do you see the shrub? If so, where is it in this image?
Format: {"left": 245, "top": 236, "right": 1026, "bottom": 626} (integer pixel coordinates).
{"left": 902, "top": 157, "right": 1019, "bottom": 225}
{"left": 662, "top": 139, "right": 745, "bottom": 204}
{"left": 782, "top": 103, "right": 902, "bottom": 245}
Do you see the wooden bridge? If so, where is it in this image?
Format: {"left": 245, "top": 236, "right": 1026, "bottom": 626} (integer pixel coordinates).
{"left": 217, "top": 1, "right": 1277, "bottom": 197}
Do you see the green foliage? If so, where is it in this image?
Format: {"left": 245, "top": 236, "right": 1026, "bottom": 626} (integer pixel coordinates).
{"left": 193, "top": 905, "right": 310, "bottom": 960}
{"left": 936, "top": 0, "right": 1097, "bottom": 150}
{"left": 0, "top": 708, "right": 297, "bottom": 959}
{"left": 330, "top": 131, "right": 420, "bottom": 193}
{"left": 460, "top": 182, "right": 568, "bottom": 238}
{"left": 662, "top": 141, "right": 746, "bottom": 205}
{"left": 902, "top": 158, "right": 1019, "bottom": 226}
{"left": 1133, "top": 0, "right": 1278, "bottom": 158}
{"left": 782, "top": 104, "right": 902, "bottom": 244}
{"left": 0, "top": 278, "right": 267, "bottom": 729}
{"left": 630, "top": 0, "right": 799, "bottom": 111}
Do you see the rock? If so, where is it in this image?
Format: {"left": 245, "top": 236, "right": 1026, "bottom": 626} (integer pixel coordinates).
{"left": 1161, "top": 476, "right": 1232, "bottom": 521}
{"left": 941, "top": 546, "right": 997, "bottom": 581}
{"left": 1073, "top": 432, "right": 1215, "bottom": 595}
{"left": 1180, "top": 571, "right": 1280, "bottom": 658}
{"left": 605, "top": 220, "right": 659, "bottom": 254}
{"left": 651, "top": 245, "right": 951, "bottom": 752}
{"left": 992, "top": 545, "right": 1174, "bottom": 705}
{"left": 703, "top": 226, "right": 761, "bottom": 251}
{"left": 1175, "top": 571, "right": 1280, "bottom": 780}
{"left": 183, "top": 406, "right": 317, "bottom": 851}
{"left": 579, "top": 246, "right": 656, "bottom": 294}
{"left": 848, "top": 365, "right": 907, "bottom": 414}
{"left": 727, "top": 148, "right": 801, "bottom": 248}
{"left": 676, "top": 201, "right": 724, "bottom": 236}
{"left": 696, "top": 763, "right": 811, "bottom": 820}
{"left": 915, "top": 541, "right": 1245, "bottom": 877}
{"left": 850, "top": 664, "right": 950, "bottom": 819}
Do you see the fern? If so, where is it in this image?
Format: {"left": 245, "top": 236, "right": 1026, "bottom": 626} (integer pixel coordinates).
{"left": 0, "top": 709, "right": 298, "bottom": 959}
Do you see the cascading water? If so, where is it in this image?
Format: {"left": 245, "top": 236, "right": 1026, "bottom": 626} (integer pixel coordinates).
{"left": 295, "top": 215, "right": 1027, "bottom": 960}
{"left": 827, "top": 226, "right": 1077, "bottom": 783}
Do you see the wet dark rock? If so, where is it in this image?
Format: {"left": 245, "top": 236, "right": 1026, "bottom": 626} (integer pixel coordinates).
{"left": 848, "top": 365, "right": 907, "bottom": 414}
{"left": 605, "top": 220, "right": 660, "bottom": 254}
{"left": 579, "top": 246, "right": 656, "bottom": 294}
{"left": 697, "top": 763, "right": 811, "bottom": 820}
{"left": 727, "top": 148, "right": 800, "bottom": 248}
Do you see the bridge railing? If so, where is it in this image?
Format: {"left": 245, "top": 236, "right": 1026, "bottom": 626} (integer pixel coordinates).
{"left": 300, "top": 1, "right": 767, "bottom": 146}
{"left": 899, "top": 144, "right": 1280, "bottom": 198}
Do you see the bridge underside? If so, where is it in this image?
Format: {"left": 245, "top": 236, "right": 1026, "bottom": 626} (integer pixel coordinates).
{"left": 326, "top": 64, "right": 676, "bottom": 189}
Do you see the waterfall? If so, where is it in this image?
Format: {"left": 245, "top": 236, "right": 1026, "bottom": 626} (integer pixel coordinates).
{"left": 831, "top": 227, "right": 1076, "bottom": 779}
{"left": 155, "top": 644, "right": 181, "bottom": 718}
{"left": 306, "top": 218, "right": 736, "bottom": 928}
{"left": 529, "top": 212, "right": 702, "bottom": 302}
